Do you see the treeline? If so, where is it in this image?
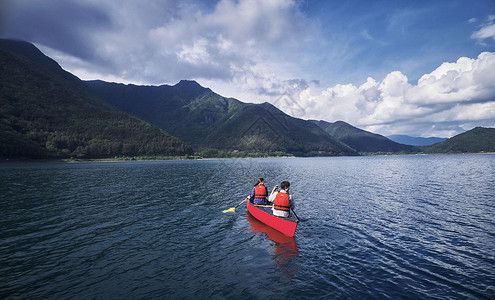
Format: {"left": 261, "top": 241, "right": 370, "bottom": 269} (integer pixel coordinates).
{"left": 1, "top": 100, "right": 193, "bottom": 159}
{"left": 32, "top": 116, "right": 192, "bottom": 158}
{"left": 197, "top": 148, "right": 291, "bottom": 158}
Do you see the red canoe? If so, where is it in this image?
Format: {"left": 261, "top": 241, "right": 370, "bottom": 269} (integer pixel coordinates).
{"left": 247, "top": 199, "right": 299, "bottom": 237}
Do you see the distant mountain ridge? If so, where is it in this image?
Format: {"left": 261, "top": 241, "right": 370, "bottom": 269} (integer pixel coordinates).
{"left": 86, "top": 79, "right": 426, "bottom": 155}
{"left": 312, "top": 120, "right": 418, "bottom": 154}
{"left": 2, "top": 38, "right": 494, "bottom": 158}
{"left": 83, "top": 79, "right": 495, "bottom": 156}
{"left": 387, "top": 135, "right": 447, "bottom": 146}
{"left": 85, "top": 80, "right": 358, "bottom": 156}
{"left": 0, "top": 39, "right": 192, "bottom": 159}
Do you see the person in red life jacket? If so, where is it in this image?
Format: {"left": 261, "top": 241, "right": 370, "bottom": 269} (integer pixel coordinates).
{"left": 250, "top": 178, "right": 269, "bottom": 205}
{"left": 268, "top": 181, "right": 295, "bottom": 218}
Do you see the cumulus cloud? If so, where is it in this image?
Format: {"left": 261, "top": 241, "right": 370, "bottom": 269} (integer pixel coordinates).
{"left": 409, "top": 53, "right": 495, "bottom": 104}
{"left": 292, "top": 52, "right": 495, "bottom": 137}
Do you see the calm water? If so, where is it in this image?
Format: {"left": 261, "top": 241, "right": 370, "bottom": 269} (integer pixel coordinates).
{"left": 1, "top": 155, "right": 494, "bottom": 299}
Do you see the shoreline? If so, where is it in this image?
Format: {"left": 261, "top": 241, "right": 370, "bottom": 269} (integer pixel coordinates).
{"left": 1, "top": 152, "right": 494, "bottom": 164}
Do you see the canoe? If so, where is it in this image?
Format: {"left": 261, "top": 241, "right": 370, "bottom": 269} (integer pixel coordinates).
{"left": 247, "top": 198, "right": 298, "bottom": 237}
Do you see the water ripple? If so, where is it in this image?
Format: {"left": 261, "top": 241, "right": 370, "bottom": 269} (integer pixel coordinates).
{"left": 1, "top": 155, "right": 494, "bottom": 299}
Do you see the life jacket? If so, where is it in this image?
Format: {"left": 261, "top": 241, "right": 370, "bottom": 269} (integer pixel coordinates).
{"left": 254, "top": 184, "right": 268, "bottom": 198}
{"left": 273, "top": 192, "right": 290, "bottom": 211}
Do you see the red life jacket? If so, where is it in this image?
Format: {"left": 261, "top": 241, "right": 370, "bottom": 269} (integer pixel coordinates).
{"left": 254, "top": 184, "right": 267, "bottom": 198}
{"left": 274, "top": 192, "right": 290, "bottom": 211}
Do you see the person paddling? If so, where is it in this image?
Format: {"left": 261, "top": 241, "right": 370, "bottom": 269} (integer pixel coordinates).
{"left": 268, "top": 181, "right": 295, "bottom": 218}
{"left": 250, "top": 178, "right": 269, "bottom": 205}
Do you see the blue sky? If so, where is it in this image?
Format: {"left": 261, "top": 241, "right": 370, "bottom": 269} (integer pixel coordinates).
{"left": 2, "top": 0, "right": 495, "bottom": 137}
{"left": 300, "top": 1, "right": 491, "bottom": 83}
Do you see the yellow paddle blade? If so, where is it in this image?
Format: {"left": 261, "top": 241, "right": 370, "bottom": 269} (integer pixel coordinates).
{"left": 222, "top": 207, "right": 236, "bottom": 213}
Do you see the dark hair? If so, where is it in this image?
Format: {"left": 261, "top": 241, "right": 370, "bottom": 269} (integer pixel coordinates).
{"left": 280, "top": 181, "right": 290, "bottom": 190}
{"left": 254, "top": 178, "right": 264, "bottom": 186}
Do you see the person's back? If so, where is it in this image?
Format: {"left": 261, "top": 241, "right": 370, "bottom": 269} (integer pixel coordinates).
{"left": 250, "top": 178, "right": 268, "bottom": 205}
{"left": 268, "top": 181, "right": 294, "bottom": 218}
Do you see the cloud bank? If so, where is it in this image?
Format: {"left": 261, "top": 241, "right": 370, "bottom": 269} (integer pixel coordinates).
{"left": 292, "top": 52, "right": 495, "bottom": 137}
{"left": 5, "top": 0, "right": 309, "bottom": 85}
{"left": 3, "top": 0, "right": 495, "bottom": 137}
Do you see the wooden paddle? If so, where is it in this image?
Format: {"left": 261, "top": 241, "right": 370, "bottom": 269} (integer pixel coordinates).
{"left": 223, "top": 196, "right": 249, "bottom": 213}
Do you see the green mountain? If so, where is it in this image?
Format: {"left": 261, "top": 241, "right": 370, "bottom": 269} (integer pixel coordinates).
{"left": 422, "top": 127, "right": 495, "bottom": 153}
{"left": 311, "top": 120, "right": 419, "bottom": 154}
{"left": 86, "top": 80, "right": 358, "bottom": 156}
{"left": 0, "top": 39, "right": 193, "bottom": 159}
{"left": 3, "top": 39, "right": 493, "bottom": 159}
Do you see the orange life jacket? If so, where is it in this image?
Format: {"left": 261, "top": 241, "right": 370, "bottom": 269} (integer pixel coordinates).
{"left": 274, "top": 192, "right": 290, "bottom": 211}
{"left": 254, "top": 184, "right": 267, "bottom": 198}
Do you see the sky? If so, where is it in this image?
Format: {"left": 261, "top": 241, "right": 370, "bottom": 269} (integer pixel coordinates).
{"left": 1, "top": 0, "right": 495, "bottom": 137}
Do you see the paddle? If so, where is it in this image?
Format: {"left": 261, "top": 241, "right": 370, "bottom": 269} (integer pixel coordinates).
{"left": 223, "top": 196, "right": 249, "bottom": 213}
{"left": 290, "top": 207, "right": 300, "bottom": 222}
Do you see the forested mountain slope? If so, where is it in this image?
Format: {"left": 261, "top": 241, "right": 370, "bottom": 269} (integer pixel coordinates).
{"left": 0, "top": 39, "right": 192, "bottom": 159}
{"left": 86, "top": 80, "right": 358, "bottom": 156}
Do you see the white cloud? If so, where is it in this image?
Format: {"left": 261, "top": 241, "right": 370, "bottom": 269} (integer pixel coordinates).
{"left": 289, "top": 52, "right": 495, "bottom": 137}
{"left": 204, "top": 0, "right": 301, "bottom": 44}
{"left": 177, "top": 38, "right": 211, "bottom": 64}
{"left": 472, "top": 23, "right": 495, "bottom": 41}
{"left": 409, "top": 52, "right": 495, "bottom": 103}
{"left": 471, "top": 15, "right": 495, "bottom": 44}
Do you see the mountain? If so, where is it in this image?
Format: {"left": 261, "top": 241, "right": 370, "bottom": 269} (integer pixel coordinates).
{"left": 387, "top": 134, "right": 447, "bottom": 146}
{"left": 85, "top": 80, "right": 358, "bottom": 156}
{"left": 311, "top": 120, "right": 419, "bottom": 154}
{"left": 0, "top": 39, "right": 193, "bottom": 159}
{"left": 422, "top": 127, "right": 495, "bottom": 154}
{"left": 3, "top": 39, "right": 493, "bottom": 159}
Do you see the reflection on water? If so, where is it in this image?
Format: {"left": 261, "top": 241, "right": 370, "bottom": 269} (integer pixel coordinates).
{"left": 246, "top": 213, "right": 298, "bottom": 279}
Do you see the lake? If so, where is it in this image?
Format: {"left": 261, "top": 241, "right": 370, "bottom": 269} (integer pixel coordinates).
{"left": 1, "top": 155, "right": 494, "bottom": 299}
